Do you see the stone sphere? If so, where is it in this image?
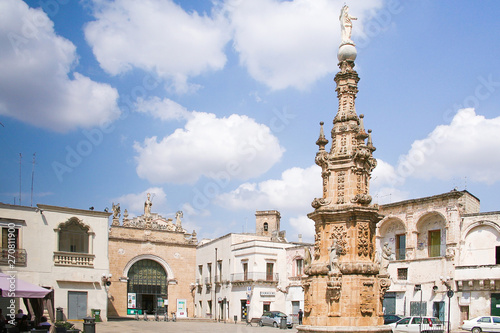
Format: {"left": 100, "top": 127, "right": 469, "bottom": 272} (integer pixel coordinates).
{"left": 337, "top": 44, "right": 357, "bottom": 61}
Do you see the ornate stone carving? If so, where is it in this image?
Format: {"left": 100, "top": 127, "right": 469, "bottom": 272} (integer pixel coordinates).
{"left": 327, "top": 273, "right": 342, "bottom": 317}
{"left": 357, "top": 222, "right": 371, "bottom": 258}
{"left": 360, "top": 279, "right": 375, "bottom": 316}
{"left": 330, "top": 225, "right": 347, "bottom": 255}
{"left": 351, "top": 193, "right": 372, "bottom": 205}
{"left": 378, "top": 276, "right": 391, "bottom": 300}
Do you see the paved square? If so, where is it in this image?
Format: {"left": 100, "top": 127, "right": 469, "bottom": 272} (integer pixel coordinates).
{"left": 71, "top": 319, "right": 298, "bottom": 333}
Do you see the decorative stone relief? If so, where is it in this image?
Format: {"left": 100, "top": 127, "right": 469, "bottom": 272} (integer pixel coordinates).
{"left": 357, "top": 222, "right": 371, "bottom": 258}
{"left": 360, "top": 279, "right": 376, "bottom": 316}
{"left": 327, "top": 273, "right": 342, "bottom": 317}
{"left": 337, "top": 171, "right": 346, "bottom": 204}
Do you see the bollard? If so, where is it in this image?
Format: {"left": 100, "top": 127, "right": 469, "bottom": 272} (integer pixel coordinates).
{"left": 234, "top": 315, "right": 237, "bottom": 324}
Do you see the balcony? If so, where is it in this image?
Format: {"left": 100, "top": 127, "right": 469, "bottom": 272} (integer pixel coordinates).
{"left": 231, "top": 272, "right": 279, "bottom": 286}
{"left": 0, "top": 248, "right": 27, "bottom": 267}
{"left": 204, "top": 277, "right": 212, "bottom": 286}
{"left": 53, "top": 251, "right": 94, "bottom": 267}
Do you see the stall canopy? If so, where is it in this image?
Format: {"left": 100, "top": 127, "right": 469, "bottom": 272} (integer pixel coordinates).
{"left": 0, "top": 273, "right": 52, "bottom": 298}
{"left": 0, "top": 272, "right": 55, "bottom": 330}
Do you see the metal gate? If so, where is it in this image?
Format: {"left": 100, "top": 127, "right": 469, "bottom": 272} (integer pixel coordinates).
{"left": 68, "top": 291, "right": 87, "bottom": 319}
{"left": 384, "top": 292, "right": 396, "bottom": 314}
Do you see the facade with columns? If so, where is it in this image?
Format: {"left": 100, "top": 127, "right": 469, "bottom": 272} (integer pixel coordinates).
{"left": 377, "top": 190, "right": 500, "bottom": 329}
{"left": 107, "top": 196, "right": 197, "bottom": 318}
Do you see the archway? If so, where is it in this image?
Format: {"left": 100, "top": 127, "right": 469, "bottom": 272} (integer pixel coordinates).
{"left": 127, "top": 259, "right": 168, "bottom": 315}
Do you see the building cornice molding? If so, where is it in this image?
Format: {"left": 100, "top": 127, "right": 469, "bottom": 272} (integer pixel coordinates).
{"left": 37, "top": 204, "right": 111, "bottom": 218}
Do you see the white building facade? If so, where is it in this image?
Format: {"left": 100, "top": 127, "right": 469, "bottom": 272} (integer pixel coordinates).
{"left": 0, "top": 203, "right": 111, "bottom": 321}
{"left": 195, "top": 210, "right": 304, "bottom": 322}
{"left": 376, "top": 190, "right": 500, "bottom": 330}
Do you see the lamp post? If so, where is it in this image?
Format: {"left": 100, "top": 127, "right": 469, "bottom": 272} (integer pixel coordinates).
{"left": 414, "top": 284, "right": 422, "bottom": 333}
{"left": 441, "top": 276, "right": 453, "bottom": 333}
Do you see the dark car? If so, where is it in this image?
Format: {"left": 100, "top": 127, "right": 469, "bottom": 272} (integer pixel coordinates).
{"left": 384, "top": 314, "right": 402, "bottom": 325}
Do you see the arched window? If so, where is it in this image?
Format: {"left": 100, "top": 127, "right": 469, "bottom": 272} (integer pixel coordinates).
{"left": 127, "top": 259, "right": 168, "bottom": 314}
{"left": 58, "top": 218, "right": 89, "bottom": 253}
{"left": 263, "top": 222, "right": 268, "bottom": 232}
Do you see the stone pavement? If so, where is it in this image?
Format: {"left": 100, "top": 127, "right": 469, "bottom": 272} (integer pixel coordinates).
{"left": 69, "top": 319, "right": 469, "bottom": 333}
{"left": 70, "top": 319, "right": 298, "bottom": 333}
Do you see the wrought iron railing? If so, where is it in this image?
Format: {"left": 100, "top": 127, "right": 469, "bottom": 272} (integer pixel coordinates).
{"left": 231, "top": 272, "right": 279, "bottom": 282}
{"left": 0, "top": 248, "right": 27, "bottom": 266}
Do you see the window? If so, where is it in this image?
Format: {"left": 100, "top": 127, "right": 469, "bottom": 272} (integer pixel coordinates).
{"left": 395, "top": 234, "right": 406, "bottom": 260}
{"left": 2, "top": 227, "right": 19, "bottom": 249}
{"left": 207, "top": 263, "right": 212, "bottom": 283}
{"left": 410, "top": 301, "right": 427, "bottom": 316}
{"left": 296, "top": 259, "right": 303, "bottom": 276}
{"left": 198, "top": 265, "right": 203, "bottom": 279}
{"left": 266, "top": 263, "right": 274, "bottom": 281}
{"left": 58, "top": 218, "right": 89, "bottom": 253}
{"left": 217, "top": 260, "right": 222, "bottom": 282}
{"left": 428, "top": 230, "right": 441, "bottom": 257}
{"left": 478, "top": 317, "right": 491, "bottom": 323}
{"left": 264, "top": 222, "right": 268, "bottom": 232}
{"left": 496, "top": 246, "right": 500, "bottom": 265}
{"left": 243, "top": 262, "right": 248, "bottom": 280}
{"left": 397, "top": 268, "right": 408, "bottom": 280}
{"left": 207, "top": 300, "right": 212, "bottom": 315}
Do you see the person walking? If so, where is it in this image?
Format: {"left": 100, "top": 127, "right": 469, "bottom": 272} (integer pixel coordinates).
{"left": 298, "top": 309, "right": 303, "bottom": 325}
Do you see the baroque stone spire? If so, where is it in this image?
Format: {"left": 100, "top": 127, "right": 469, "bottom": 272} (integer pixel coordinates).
{"left": 311, "top": 38, "right": 377, "bottom": 210}
{"left": 301, "top": 6, "right": 390, "bottom": 331}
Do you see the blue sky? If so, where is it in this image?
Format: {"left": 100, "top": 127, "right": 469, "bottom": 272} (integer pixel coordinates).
{"left": 1, "top": 0, "right": 499, "bottom": 242}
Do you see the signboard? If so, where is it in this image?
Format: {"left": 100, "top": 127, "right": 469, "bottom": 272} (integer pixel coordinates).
{"left": 177, "top": 299, "right": 187, "bottom": 318}
{"left": 260, "top": 291, "right": 276, "bottom": 297}
{"left": 158, "top": 297, "right": 164, "bottom": 307}
{"left": 127, "top": 293, "right": 136, "bottom": 309}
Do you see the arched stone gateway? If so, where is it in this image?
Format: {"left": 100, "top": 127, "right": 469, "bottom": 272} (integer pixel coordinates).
{"left": 127, "top": 259, "right": 168, "bottom": 314}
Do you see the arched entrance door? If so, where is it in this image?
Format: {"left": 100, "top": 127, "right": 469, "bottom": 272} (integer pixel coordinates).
{"left": 127, "top": 259, "right": 168, "bottom": 314}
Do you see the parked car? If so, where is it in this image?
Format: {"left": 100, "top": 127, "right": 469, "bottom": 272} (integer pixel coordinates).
{"left": 388, "top": 316, "right": 444, "bottom": 333}
{"left": 259, "top": 311, "right": 293, "bottom": 328}
{"left": 384, "top": 314, "right": 403, "bottom": 325}
{"left": 461, "top": 316, "right": 500, "bottom": 333}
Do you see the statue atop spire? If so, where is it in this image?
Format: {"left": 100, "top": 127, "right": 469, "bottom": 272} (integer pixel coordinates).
{"left": 339, "top": 5, "right": 357, "bottom": 46}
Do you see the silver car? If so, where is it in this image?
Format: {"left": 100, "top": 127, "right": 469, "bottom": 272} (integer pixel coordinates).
{"left": 461, "top": 316, "right": 500, "bottom": 333}
{"left": 259, "top": 311, "right": 293, "bottom": 328}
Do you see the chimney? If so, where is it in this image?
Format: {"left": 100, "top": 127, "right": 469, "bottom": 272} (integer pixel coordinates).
{"left": 298, "top": 234, "right": 303, "bottom": 243}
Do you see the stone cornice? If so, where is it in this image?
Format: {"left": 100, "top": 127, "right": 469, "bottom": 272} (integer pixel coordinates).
{"left": 37, "top": 204, "right": 112, "bottom": 218}
{"left": 379, "top": 190, "right": 475, "bottom": 210}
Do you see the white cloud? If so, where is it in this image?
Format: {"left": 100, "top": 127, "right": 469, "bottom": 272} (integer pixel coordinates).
{"left": 396, "top": 109, "right": 500, "bottom": 184}
{"left": 112, "top": 187, "right": 167, "bottom": 216}
{"left": 135, "top": 97, "right": 190, "bottom": 121}
{"left": 216, "top": 165, "right": 321, "bottom": 212}
{"left": 85, "top": 0, "right": 231, "bottom": 93}
{"left": 0, "top": 0, "right": 120, "bottom": 132}
{"left": 133, "top": 111, "right": 285, "bottom": 184}
{"left": 225, "top": 0, "right": 384, "bottom": 90}
{"left": 289, "top": 215, "right": 315, "bottom": 241}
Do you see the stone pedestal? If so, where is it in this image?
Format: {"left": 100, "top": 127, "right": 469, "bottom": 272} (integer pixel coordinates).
{"left": 298, "top": 325, "right": 392, "bottom": 333}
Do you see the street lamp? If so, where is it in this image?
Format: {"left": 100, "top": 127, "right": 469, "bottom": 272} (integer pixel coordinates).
{"left": 414, "top": 284, "right": 422, "bottom": 333}
{"left": 440, "top": 276, "right": 454, "bottom": 333}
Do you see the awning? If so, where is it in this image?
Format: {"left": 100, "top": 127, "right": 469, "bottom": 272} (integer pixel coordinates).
{"left": 0, "top": 273, "right": 51, "bottom": 298}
